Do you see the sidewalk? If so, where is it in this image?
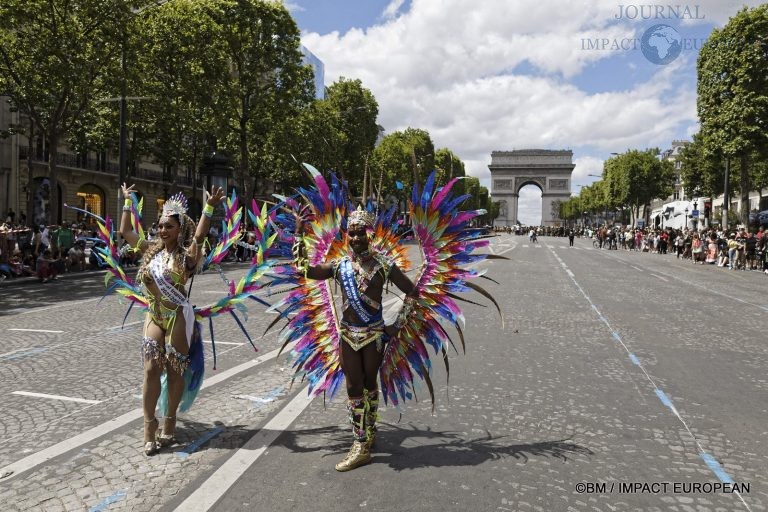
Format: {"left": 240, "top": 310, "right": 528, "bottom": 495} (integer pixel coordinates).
{"left": 0, "top": 260, "right": 263, "bottom": 289}
{"left": 0, "top": 266, "right": 132, "bottom": 288}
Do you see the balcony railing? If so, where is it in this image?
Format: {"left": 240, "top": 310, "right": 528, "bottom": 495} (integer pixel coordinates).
{"left": 18, "top": 147, "right": 194, "bottom": 186}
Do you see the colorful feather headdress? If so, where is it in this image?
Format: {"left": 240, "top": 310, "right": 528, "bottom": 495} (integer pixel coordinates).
{"left": 162, "top": 192, "right": 188, "bottom": 218}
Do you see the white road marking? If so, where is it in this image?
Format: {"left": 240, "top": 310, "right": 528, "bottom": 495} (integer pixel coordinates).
{"left": 175, "top": 386, "right": 310, "bottom": 512}
{"left": 651, "top": 274, "right": 669, "bottom": 282}
{"left": 0, "top": 342, "right": 294, "bottom": 481}
{"left": 12, "top": 391, "right": 101, "bottom": 405}
{"left": 12, "top": 297, "right": 101, "bottom": 315}
{"left": 106, "top": 320, "right": 143, "bottom": 331}
{"left": 7, "top": 328, "right": 64, "bottom": 333}
{"left": 631, "top": 266, "right": 644, "bottom": 272}
{"left": 0, "top": 348, "right": 32, "bottom": 358}
{"left": 202, "top": 340, "right": 244, "bottom": 346}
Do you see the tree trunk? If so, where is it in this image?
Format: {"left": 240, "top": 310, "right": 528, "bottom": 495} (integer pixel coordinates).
{"left": 25, "top": 118, "right": 34, "bottom": 227}
{"left": 739, "top": 152, "right": 749, "bottom": 228}
{"left": 239, "top": 123, "right": 249, "bottom": 199}
{"left": 47, "top": 132, "right": 60, "bottom": 225}
{"left": 191, "top": 136, "right": 199, "bottom": 218}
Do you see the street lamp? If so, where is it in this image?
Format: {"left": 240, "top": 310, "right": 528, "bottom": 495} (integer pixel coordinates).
{"left": 200, "top": 152, "right": 233, "bottom": 193}
{"left": 692, "top": 199, "right": 698, "bottom": 230}
{"left": 684, "top": 207, "right": 689, "bottom": 230}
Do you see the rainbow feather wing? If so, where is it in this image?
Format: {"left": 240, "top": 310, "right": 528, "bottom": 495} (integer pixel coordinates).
{"left": 379, "top": 171, "right": 502, "bottom": 408}
{"left": 268, "top": 163, "right": 349, "bottom": 399}
{"left": 94, "top": 215, "right": 147, "bottom": 309}
{"left": 130, "top": 192, "right": 145, "bottom": 246}
{"left": 203, "top": 191, "right": 242, "bottom": 270}
{"left": 194, "top": 198, "right": 282, "bottom": 364}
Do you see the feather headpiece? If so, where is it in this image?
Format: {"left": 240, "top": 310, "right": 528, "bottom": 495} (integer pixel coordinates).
{"left": 162, "top": 192, "right": 188, "bottom": 218}
{"left": 348, "top": 205, "right": 375, "bottom": 229}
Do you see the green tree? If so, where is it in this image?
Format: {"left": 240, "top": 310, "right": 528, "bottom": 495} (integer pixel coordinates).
{"left": 603, "top": 149, "right": 675, "bottom": 226}
{"left": 136, "top": 0, "right": 224, "bottom": 202}
{"left": 678, "top": 133, "right": 726, "bottom": 198}
{"left": 0, "top": 0, "right": 133, "bottom": 224}
{"left": 697, "top": 5, "right": 768, "bottom": 226}
{"left": 434, "top": 148, "right": 465, "bottom": 182}
{"left": 372, "top": 128, "right": 435, "bottom": 202}
{"left": 324, "top": 78, "right": 379, "bottom": 195}
{"left": 205, "top": 0, "right": 313, "bottom": 199}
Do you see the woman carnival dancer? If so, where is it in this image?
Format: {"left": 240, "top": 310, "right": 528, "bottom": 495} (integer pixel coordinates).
{"left": 84, "top": 182, "right": 279, "bottom": 456}
{"left": 270, "top": 164, "right": 504, "bottom": 472}
{"left": 118, "top": 183, "right": 224, "bottom": 455}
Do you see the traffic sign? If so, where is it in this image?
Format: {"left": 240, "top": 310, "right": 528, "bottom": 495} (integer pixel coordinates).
{"left": 691, "top": 210, "right": 699, "bottom": 217}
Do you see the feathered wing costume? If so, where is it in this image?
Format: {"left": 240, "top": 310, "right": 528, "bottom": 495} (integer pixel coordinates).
{"left": 269, "top": 164, "right": 504, "bottom": 410}
{"left": 70, "top": 191, "right": 279, "bottom": 412}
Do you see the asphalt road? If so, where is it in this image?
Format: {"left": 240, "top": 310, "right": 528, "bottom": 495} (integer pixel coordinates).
{"left": 0, "top": 237, "right": 766, "bottom": 512}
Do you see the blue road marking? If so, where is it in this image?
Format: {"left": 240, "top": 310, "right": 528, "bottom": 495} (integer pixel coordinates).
{"left": 1, "top": 348, "right": 47, "bottom": 361}
{"left": 628, "top": 353, "right": 640, "bottom": 366}
{"left": 611, "top": 331, "right": 622, "bottom": 342}
{"left": 176, "top": 426, "right": 225, "bottom": 460}
{"left": 700, "top": 452, "right": 735, "bottom": 484}
{"left": 654, "top": 389, "right": 674, "bottom": 409}
{"left": 88, "top": 490, "right": 126, "bottom": 511}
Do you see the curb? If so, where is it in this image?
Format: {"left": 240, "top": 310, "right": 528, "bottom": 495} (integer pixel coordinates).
{"left": 0, "top": 261, "right": 257, "bottom": 289}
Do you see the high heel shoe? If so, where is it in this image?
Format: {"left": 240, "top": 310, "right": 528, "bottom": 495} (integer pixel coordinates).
{"left": 157, "top": 416, "right": 177, "bottom": 448}
{"left": 144, "top": 418, "right": 160, "bottom": 456}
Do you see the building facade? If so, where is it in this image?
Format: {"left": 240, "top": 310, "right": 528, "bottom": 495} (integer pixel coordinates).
{"left": 0, "top": 98, "right": 199, "bottom": 228}
{"left": 301, "top": 45, "right": 325, "bottom": 100}
{"left": 650, "top": 140, "right": 768, "bottom": 231}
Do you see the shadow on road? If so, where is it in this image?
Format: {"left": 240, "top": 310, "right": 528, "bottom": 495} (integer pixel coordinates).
{"left": 0, "top": 273, "right": 109, "bottom": 315}
{"left": 370, "top": 424, "right": 593, "bottom": 470}
{"left": 187, "top": 422, "right": 594, "bottom": 470}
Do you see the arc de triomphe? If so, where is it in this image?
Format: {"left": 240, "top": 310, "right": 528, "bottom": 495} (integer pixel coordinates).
{"left": 489, "top": 149, "right": 574, "bottom": 227}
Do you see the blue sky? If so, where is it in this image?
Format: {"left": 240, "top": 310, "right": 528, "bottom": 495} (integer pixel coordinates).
{"left": 287, "top": 0, "right": 760, "bottom": 224}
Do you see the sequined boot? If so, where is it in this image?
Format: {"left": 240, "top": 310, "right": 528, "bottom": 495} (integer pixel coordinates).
{"left": 335, "top": 397, "right": 371, "bottom": 471}
{"left": 335, "top": 440, "right": 371, "bottom": 472}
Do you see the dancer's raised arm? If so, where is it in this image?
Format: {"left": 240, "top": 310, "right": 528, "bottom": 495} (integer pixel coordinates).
{"left": 187, "top": 186, "right": 225, "bottom": 267}
{"left": 119, "top": 183, "right": 147, "bottom": 252}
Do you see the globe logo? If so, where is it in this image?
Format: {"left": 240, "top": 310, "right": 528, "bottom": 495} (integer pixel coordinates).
{"left": 641, "top": 24, "right": 682, "bottom": 65}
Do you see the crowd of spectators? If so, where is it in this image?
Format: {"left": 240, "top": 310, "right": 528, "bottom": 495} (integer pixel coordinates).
{"left": 496, "top": 222, "right": 768, "bottom": 274}
{"left": 0, "top": 208, "right": 249, "bottom": 285}
{"left": 0, "top": 208, "right": 108, "bottom": 283}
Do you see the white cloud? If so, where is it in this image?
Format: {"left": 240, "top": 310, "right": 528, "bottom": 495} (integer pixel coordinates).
{"left": 382, "top": 0, "right": 406, "bottom": 20}
{"left": 300, "top": 0, "right": 760, "bottom": 223}
{"left": 282, "top": 1, "right": 305, "bottom": 13}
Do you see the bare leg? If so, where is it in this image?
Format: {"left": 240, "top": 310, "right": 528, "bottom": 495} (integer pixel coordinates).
{"left": 340, "top": 339, "right": 365, "bottom": 398}
{"left": 142, "top": 318, "right": 166, "bottom": 455}
{"left": 161, "top": 312, "right": 190, "bottom": 442}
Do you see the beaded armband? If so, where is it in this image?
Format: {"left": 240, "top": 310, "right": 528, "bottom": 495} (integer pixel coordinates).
{"left": 394, "top": 296, "right": 417, "bottom": 330}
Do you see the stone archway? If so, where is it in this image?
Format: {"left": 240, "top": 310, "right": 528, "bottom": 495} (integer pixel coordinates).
{"left": 488, "top": 149, "right": 574, "bottom": 227}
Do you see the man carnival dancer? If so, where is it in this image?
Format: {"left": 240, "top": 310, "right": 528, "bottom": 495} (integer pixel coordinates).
{"left": 120, "top": 183, "right": 224, "bottom": 455}
{"left": 293, "top": 205, "right": 416, "bottom": 471}
{"left": 273, "top": 165, "right": 503, "bottom": 474}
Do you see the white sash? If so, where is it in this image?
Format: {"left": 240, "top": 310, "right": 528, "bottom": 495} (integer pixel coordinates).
{"left": 149, "top": 252, "right": 194, "bottom": 348}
